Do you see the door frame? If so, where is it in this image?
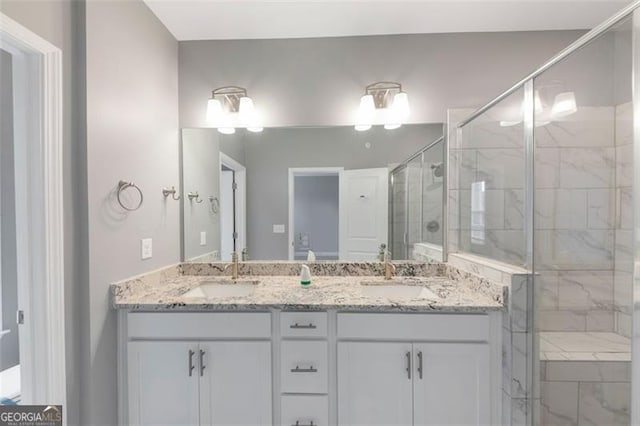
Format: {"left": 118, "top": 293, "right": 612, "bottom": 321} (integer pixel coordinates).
{"left": 219, "top": 153, "right": 246, "bottom": 257}
{"left": 288, "top": 167, "right": 344, "bottom": 260}
{"left": 0, "top": 13, "right": 65, "bottom": 407}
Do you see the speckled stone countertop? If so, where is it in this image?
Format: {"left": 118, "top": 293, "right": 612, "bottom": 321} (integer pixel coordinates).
{"left": 111, "top": 261, "right": 506, "bottom": 312}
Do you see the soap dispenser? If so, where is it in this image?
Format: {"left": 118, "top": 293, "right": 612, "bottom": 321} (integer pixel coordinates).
{"left": 300, "top": 264, "right": 312, "bottom": 287}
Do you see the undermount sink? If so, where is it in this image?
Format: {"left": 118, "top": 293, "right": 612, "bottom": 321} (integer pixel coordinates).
{"left": 182, "top": 280, "right": 259, "bottom": 298}
{"left": 359, "top": 283, "right": 438, "bottom": 300}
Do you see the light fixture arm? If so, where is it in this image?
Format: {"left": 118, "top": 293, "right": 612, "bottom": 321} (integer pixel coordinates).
{"left": 210, "top": 86, "right": 248, "bottom": 113}
{"left": 365, "top": 81, "right": 403, "bottom": 109}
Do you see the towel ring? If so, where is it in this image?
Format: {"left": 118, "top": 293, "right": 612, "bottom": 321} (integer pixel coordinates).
{"left": 209, "top": 196, "right": 220, "bottom": 214}
{"left": 117, "top": 180, "right": 144, "bottom": 211}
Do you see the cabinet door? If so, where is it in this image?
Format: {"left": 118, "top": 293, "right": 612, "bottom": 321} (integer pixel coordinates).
{"left": 199, "top": 341, "right": 272, "bottom": 425}
{"left": 337, "top": 342, "right": 413, "bottom": 426}
{"left": 128, "top": 341, "right": 200, "bottom": 426}
{"left": 413, "top": 343, "right": 491, "bottom": 425}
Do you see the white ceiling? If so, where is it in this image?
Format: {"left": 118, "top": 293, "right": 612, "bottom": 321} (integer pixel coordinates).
{"left": 143, "top": 0, "right": 631, "bottom": 41}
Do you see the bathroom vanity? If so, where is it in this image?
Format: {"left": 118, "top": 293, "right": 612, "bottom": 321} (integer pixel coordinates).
{"left": 113, "top": 262, "right": 504, "bottom": 426}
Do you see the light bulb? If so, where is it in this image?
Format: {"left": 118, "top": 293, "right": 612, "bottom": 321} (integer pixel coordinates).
{"left": 247, "top": 126, "right": 263, "bottom": 133}
{"left": 206, "top": 98, "right": 223, "bottom": 126}
{"left": 551, "top": 92, "right": 577, "bottom": 118}
{"left": 238, "top": 96, "right": 255, "bottom": 121}
{"left": 384, "top": 123, "right": 402, "bottom": 130}
{"left": 354, "top": 94, "right": 375, "bottom": 131}
{"left": 218, "top": 127, "right": 235, "bottom": 135}
{"left": 391, "top": 92, "right": 410, "bottom": 121}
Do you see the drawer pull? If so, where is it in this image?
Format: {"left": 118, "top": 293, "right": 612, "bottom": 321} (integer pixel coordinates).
{"left": 290, "top": 322, "right": 316, "bottom": 329}
{"left": 292, "top": 422, "right": 315, "bottom": 426}
{"left": 291, "top": 365, "right": 317, "bottom": 373}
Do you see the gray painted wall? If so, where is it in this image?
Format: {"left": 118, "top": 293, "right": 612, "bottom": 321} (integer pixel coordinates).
{"left": 0, "top": 1, "right": 86, "bottom": 423}
{"left": 182, "top": 128, "right": 221, "bottom": 260}
{"left": 293, "top": 175, "right": 339, "bottom": 259}
{"left": 0, "top": 49, "right": 18, "bottom": 372}
{"left": 179, "top": 30, "right": 586, "bottom": 128}
{"left": 85, "top": 1, "right": 178, "bottom": 424}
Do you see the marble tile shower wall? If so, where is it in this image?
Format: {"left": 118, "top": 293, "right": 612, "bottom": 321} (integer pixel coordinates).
{"left": 614, "top": 102, "right": 633, "bottom": 338}
{"left": 449, "top": 106, "right": 527, "bottom": 267}
{"left": 535, "top": 106, "right": 620, "bottom": 334}
{"left": 450, "top": 106, "right": 626, "bottom": 334}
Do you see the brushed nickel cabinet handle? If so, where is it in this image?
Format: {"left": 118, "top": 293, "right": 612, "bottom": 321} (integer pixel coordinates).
{"left": 417, "top": 351, "right": 423, "bottom": 380}
{"left": 405, "top": 351, "right": 411, "bottom": 380}
{"left": 290, "top": 322, "right": 316, "bottom": 329}
{"left": 292, "top": 421, "right": 316, "bottom": 426}
{"left": 200, "top": 349, "right": 206, "bottom": 376}
{"left": 291, "top": 365, "right": 317, "bottom": 373}
{"left": 188, "top": 350, "right": 195, "bottom": 377}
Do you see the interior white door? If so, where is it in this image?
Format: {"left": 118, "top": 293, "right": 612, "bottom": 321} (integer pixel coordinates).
{"left": 339, "top": 168, "right": 388, "bottom": 260}
{"left": 412, "top": 343, "right": 491, "bottom": 425}
{"left": 127, "top": 341, "right": 200, "bottom": 426}
{"left": 199, "top": 341, "right": 272, "bottom": 425}
{"left": 337, "top": 341, "right": 413, "bottom": 426}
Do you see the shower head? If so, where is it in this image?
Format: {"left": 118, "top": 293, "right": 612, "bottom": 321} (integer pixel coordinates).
{"left": 431, "top": 162, "right": 444, "bottom": 178}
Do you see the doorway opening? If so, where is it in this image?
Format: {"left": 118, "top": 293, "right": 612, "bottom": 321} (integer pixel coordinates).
{"left": 219, "top": 153, "right": 246, "bottom": 261}
{"left": 289, "top": 169, "right": 341, "bottom": 261}
{"left": 0, "top": 13, "right": 65, "bottom": 409}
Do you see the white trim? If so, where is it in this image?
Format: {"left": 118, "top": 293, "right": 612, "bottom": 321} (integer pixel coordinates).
{"left": 0, "top": 13, "right": 66, "bottom": 411}
{"left": 219, "top": 153, "right": 247, "bottom": 257}
{"left": 287, "top": 167, "right": 343, "bottom": 260}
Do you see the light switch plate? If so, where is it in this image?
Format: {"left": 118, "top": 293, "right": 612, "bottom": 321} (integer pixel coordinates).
{"left": 273, "top": 224, "right": 285, "bottom": 234}
{"left": 141, "top": 238, "right": 153, "bottom": 260}
{"left": 200, "top": 231, "right": 207, "bottom": 246}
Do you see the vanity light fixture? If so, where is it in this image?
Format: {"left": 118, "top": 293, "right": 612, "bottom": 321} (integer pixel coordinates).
{"left": 206, "top": 86, "right": 263, "bottom": 134}
{"left": 355, "top": 81, "right": 410, "bottom": 131}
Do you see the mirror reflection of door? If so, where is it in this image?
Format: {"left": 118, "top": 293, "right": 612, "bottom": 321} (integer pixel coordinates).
{"left": 220, "top": 166, "right": 236, "bottom": 261}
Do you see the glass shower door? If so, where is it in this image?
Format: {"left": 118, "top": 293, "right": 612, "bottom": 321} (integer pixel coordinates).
{"left": 390, "top": 166, "right": 408, "bottom": 260}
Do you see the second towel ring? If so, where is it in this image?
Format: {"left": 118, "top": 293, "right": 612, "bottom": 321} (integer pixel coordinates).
{"left": 117, "top": 180, "right": 144, "bottom": 211}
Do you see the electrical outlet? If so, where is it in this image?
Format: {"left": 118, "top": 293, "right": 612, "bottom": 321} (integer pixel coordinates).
{"left": 141, "top": 238, "right": 153, "bottom": 260}
{"left": 273, "top": 224, "right": 285, "bottom": 234}
{"left": 200, "top": 231, "right": 207, "bottom": 246}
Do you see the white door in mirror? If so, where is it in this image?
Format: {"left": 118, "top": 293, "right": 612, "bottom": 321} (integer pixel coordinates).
{"left": 340, "top": 168, "right": 388, "bottom": 260}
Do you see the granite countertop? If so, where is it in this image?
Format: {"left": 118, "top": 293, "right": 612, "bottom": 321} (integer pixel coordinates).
{"left": 111, "top": 264, "right": 505, "bottom": 312}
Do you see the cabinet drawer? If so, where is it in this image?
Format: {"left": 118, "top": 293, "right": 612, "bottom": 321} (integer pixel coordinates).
{"left": 337, "top": 313, "right": 490, "bottom": 341}
{"left": 281, "top": 341, "right": 328, "bottom": 394}
{"left": 281, "top": 312, "right": 328, "bottom": 338}
{"left": 281, "top": 395, "right": 329, "bottom": 426}
{"left": 128, "top": 312, "right": 271, "bottom": 339}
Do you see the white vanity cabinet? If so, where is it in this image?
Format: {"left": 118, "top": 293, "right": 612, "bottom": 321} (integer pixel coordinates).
{"left": 123, "top": 313, "right": 272, "bottom": 426}
{"left": 119, "top": 310, "right": 500, "bottom": 426}
{"left": 336, "top": 313, "right": 495, "bottom": 426}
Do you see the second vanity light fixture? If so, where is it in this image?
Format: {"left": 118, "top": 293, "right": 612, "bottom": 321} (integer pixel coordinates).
{"left": 206, "top": 86, "right": 263, "bottom": 134}
{"left": 355, "top": 81, "right": 410, "bottom": 131}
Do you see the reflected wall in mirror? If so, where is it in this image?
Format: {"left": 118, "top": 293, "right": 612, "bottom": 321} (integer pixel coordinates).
{"left": 181, "top": 124, "right": 444, "bottom": 262}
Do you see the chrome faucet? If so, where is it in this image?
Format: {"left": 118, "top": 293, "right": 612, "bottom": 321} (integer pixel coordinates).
{"left": 384, "top": 250, "right": 396, "bottom": 280}
{"left": 224, "top": 252, "right": 240, "bottom": 281}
